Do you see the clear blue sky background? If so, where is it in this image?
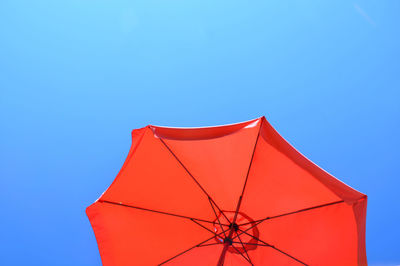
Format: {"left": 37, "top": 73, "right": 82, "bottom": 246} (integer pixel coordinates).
{"left": 1, "top": 0, "right": 399, "bottom": 265}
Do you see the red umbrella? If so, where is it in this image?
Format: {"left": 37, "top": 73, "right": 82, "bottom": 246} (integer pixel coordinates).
{"left": 86, "top": 117, "right": 367, "bottom": 265}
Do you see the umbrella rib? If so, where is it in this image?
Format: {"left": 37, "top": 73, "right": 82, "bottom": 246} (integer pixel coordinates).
{"left": 238, "top": 118, "right": 263, "bottom": 201}
{"left": 230, "top": 119, "right": 263, "bottom": 227}
{"left": 100, "top": 200, "right": 225, "bottom": 225}
{"left": 269, "top": 245, "right": 308, "bottom": 266}
{"left": 231, "top": 244, "right": 253, "bottom": 265}
{"left": 236, "top": 231, "right": 254, "bottom": 265}
{"left": 158, "top": 228, "right": 230, "bottom": 265}
{"left": 216, "top": 121, "right": 263, "bottom": 265}
{"left": 237, "top": 229, "right": 308, "bottom": 266}
{"left": 238, "top": 200, "right": 345, "bottom": 226}
{"left": 157, "top": 137, "right": 230, "bottom": 224}
{"left": 209, "top": 197, "right": 227, "bottom": 238}
{"left": 198, "top": 242, "right": 224, "bottom": 247}
{"left": 190, "top": 218, "right": 221, "bottom": 237}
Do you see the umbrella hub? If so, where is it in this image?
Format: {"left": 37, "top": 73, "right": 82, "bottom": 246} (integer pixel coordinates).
{"left": 229, "top": 222, "right": 239, "bottom": 231}
{"left": 223, "top": 237, "right": 233, "bottom": 246}
{"left": 213, "top": 211, "right": 260, "bottom": 254}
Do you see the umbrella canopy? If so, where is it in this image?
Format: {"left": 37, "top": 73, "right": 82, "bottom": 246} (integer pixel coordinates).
{"left": 86, "top": 117, "right": 367, "bottom": 265}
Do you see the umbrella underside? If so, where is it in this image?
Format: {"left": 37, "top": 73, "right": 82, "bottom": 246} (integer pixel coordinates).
{"left": 87, "top": 117, "right": 367, "bottom": 265}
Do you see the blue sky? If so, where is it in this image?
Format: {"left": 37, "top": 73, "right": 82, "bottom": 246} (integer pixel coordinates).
{"left": 1, "top": 0, "right": 399, "bottom": 265}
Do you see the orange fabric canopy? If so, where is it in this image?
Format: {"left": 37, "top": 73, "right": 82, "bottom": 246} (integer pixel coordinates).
{"left": 86, "top": 117, "right": 367, "bottom": 265}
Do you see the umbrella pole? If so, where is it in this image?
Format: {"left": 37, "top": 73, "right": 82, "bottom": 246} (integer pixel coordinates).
{"left": 217, "top": 244, "right": 229, "bottom": 266}
{"left": 217, "top": 208, "right": 241, "bottom": 266}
